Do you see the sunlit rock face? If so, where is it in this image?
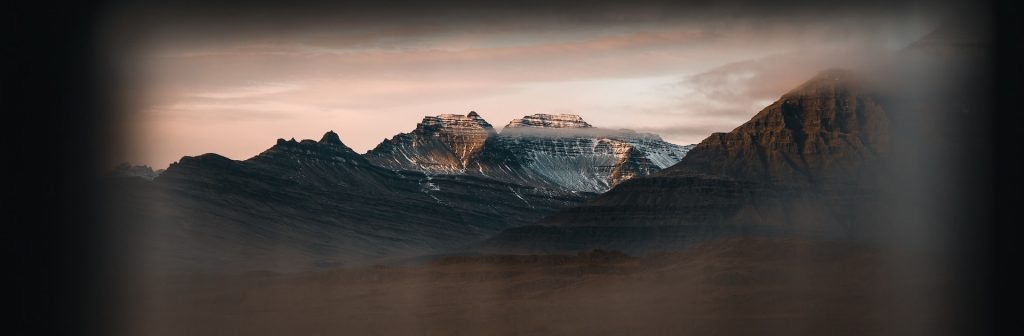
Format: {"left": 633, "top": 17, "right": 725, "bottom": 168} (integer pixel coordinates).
{"left": 366, "top": 111, "right": 496, "bottom": 173}
{"left": 365, "top": 112, "right": 693, "bottom": 193}
{"left": 504, "top": 113, "right": 593, "bottom": 129}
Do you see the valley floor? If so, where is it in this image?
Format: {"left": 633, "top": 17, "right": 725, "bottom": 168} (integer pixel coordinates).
{"left": 125, "top": 238, "right": 952, "bottom": 336}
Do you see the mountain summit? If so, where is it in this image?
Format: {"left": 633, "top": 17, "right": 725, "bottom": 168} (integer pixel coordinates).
{"left": 665, "top": 68, "right": 888, "bottom": 186}
{"left": 318, "top": 130, "right": 345, "bottom": 146}
{"left": 504, "top": 114, "right": 593, "bottom": 129}
{"left": 366, "top": 112, "right": 496, "bottom": 172}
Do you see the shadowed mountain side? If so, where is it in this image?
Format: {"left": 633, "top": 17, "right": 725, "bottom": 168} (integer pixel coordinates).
{"left": 485, "top": 176, "right": 882, "bottom": 253}
{"left": 543, "top": 174, "right": 880, "bottom": 231}
{"left": 116, "top": 131, "right": 588, "bottom": 272}
{"left": 664, "top": 69, "right": 888, "bottom": 186}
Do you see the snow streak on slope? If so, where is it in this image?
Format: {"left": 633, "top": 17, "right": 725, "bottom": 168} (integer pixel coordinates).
{"left": 494, "top": 129, "right": 693, "bottom": 193}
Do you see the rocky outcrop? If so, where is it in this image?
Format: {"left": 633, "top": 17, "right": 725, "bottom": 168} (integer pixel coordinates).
{"left": 366, "top": 112, "right": 693, "bottom": 193}
{"left": 607, "top": 146, "right": 657, "bottom": 186}
{"left": 366, "top": 112, "right": 495, "bottom": 173}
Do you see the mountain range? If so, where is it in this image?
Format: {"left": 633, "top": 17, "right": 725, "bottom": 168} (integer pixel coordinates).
{"left": 111, "top": 113, "right": 691, "bottom": 271}
{"left": 108, "top": 66, "right": 911, "bottom": 271}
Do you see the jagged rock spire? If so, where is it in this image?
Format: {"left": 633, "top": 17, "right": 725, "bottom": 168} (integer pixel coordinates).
{"left": 320, "top": 130, "right": 343, "bottom": 145}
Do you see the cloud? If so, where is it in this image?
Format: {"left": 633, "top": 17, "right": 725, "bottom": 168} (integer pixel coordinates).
{"left": 632, "top": 123, "right": 738, "bottom": 141}
{"left": 189, "top": 82, "right": 303, "bottom": 99}
{"left": 678, "top": 48, "right": 879, "bottom": 118}
{"left": 602, "top": 47, "right": 889, "bottom": 145}
{"left": 146, "top": 101, "right": 320, "bottom": 121}
{"left": 149, "top": 29, "right": 713, "bottom": 83}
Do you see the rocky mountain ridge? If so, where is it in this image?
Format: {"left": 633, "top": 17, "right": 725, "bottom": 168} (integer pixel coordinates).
{"left": 365, "top": 112, "right": 693, "bottom": 193}
{"left": 504, "top": 113, "right": 593, "bottom": 128}
{"left": 111, "top": 163, "right": 164, "bottom": 180}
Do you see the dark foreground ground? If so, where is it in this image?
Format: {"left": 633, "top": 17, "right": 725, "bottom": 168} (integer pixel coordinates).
{"left": 125, "top": 238, "right": 953, "bottom": 336}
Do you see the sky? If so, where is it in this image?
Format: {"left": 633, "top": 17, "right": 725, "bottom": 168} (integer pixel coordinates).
{"left": 104, "top": 1, "right": 946, "bottom": 169}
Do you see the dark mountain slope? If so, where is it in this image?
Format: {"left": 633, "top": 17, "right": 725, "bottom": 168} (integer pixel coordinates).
{"left": 665, "top": 69, "right": 888, "bottom": 186}
{"left": 122, "top": 131, "right": 587, "bottom": 272}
